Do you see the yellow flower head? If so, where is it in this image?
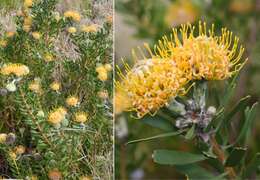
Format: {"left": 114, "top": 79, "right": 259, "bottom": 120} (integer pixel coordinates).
{"left": 44, "top": 54, "right": 54, "bottom": 62}
{"left": 24, "top": 16, "right": 32, "bottom": 26}
{"left": 74, "top": 112, "right": 88, "bottom": 123}
{"left": 0, "top": 133, "right": 7, "bottom": 143}
{"left": 64, "top": 10, "right": 81, "bottom": 22}
{"left": 48, "top": 169, "right": 62, "bottom": 180}
{"left": 104, "top": 63, "right": 112, "bottom": 71}
{"left": 81, "top": 24, "right": 98, "bottom": 33}
{"left": 155, "top": 22, "right": 246, "bottom": 80}
{"left": 67, "top": 27, "right": 77, "bottom": 34}
{"left": 6, "top": 31, "right": 16, "bottom": 38}
{"left": 98, "top": 71, "right": 108, "bottom": 81}
{"left": 165, "top": 0, "right": 198, "bottom": 27}
{"left": 1, "top": 63, "right": 30, "bottom": 77}
{"left": 23, "top": 25, "right": 31, "bottom": 32}
{"left": 48, "top": 107, "right": 67, "bottom": 125}
{"left": 50, "top": 82, "right": 61, "bottom": 91}
{"left": 66, "top": 96, "right": 79, "bottom": 106}
{"left": 29, "top": 79, "right": 41, "bottom": 93}
{"left": 0, "top": 40, "right": 7, "bottom": 48}
{"left": 14, "top": 145, "right": 26, "bottom": 155}
{"left": 117, "top": 57, "right": 189, "bottom": 118}
{"left": 24, "top": 0, "right": 33, "bottom": 8}
{"left": 32, "top": 32, "right": 41, "bottom": 39}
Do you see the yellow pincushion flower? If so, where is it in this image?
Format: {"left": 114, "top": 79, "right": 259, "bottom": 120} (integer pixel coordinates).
{"left": 74, "top": 112, "right": 88, "bottom": 123}
{"left": 24, "top": 0, "right": 33, "bottom": 8}
{"left": 29, "top": 79, "right": 41, "bottom": 93}
{"left": 50, "top": 82, "right": 61, "bottom": 91}
{"left": 0, "top": 133, "right": 7, "bottom": 143}
{"left": 64, "top": 10, "right": 81, "bottom": 22}
{"left": 96, "top": 65, "right": 109, "bottom": 81}
{"left": 66, "top": 96, "right": 79, "bottom": 106}
{"left": 23, "top": 25, "right": 31, "bottom": 32}
{"left": 32, "top": 32, "right": 41, "bottom": 39}
{"left": 6, "top": 31, "right": 16, "bottom": 38}
{"left": 14, "top": 145, "right": 26, "bottom": 155}
{"left": 98, "top": 71, "right": 108, "bottom": 81}
{"left": 67, "top": 27, "right": 77, "bottom": 34}
{"left": 48, "top": 169, "right": 62, "bottom": 180}
{"left": 155, "top": 22, "right": 246, "bottom": 80}
{"left": 44, "top": 54, "right": 54, "bottom": 62}
{"left": 81, "top": 24, "right": 98, "bottom": 33}
{"left": 1, "top": 63, "right": 30, "bottom": 77}
{"left": 104, "top": 63, "right": 112, "bottom": 71}
{"left": 80, "top": 176, "right": 92, "bottom": 180}
{"left": 117, "top": 57, "right": 189, "bottom": 117}
{"left": 0, "top": 40, "right": 7, "bottom": 48}
{"left": 48, "top": 107, "right": 67, "bottom": 125}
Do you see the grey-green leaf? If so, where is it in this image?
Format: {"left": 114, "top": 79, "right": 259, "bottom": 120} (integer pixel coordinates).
{"left": 185, "top": 124, "right": 195, "bottom": 140}
{"left": 153, "top": 149, "right": 207, "bottom": 165}
{"left": 225, "top": 147, "right": 247, "bottom": 167}
{"left": 126, "top": 130, "right": 184, "bottom": 145}
{"left": 141, "top": 114, "right": 174, "bottom": 131}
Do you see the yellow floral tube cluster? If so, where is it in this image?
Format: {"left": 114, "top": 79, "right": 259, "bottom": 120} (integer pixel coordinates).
{"left": 1, "top": 63, "right": 30, "bottom": 77}
{"left": 117, "top": 22, "right": 246, "bottom": 118}
{"left": 117, "top": 58, "right": 189, "bottom": 118}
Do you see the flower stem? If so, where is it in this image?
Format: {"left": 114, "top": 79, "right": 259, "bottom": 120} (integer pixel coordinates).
{"left": 210, "top": 135, "right": 236, "bottom": 179}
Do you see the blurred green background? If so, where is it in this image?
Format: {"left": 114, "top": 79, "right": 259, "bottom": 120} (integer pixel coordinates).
{"left": 115, "top": 0, "right": 260, "bottom": 179}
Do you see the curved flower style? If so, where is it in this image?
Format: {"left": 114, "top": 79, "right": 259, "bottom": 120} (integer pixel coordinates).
{"left": 155, "top": 22, "right": 246, "bottom": 80}
{"left": 117, "top": 57, "right": 190, "bottom": 118}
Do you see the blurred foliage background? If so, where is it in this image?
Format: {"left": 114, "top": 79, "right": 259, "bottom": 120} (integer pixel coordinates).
{"left": 115, "top": 0, "right": 260, "bottom": 179}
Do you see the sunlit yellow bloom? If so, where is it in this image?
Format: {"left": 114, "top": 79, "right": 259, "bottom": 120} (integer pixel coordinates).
{"left": 0, "top": 40, "right": 7, "bottom": 48}
{"left": 50, "top": 82, "right": 61, "bottom": 91}
{"left": 165, "top": 0, "right": 198, "bottom": 27}
{"left": 64, "top": 10, "right": 81, "bottom": 22}
{"left": 14, "top": 145, "right": 26, "bottom": 155}
{"left": 6, "top": 31, "right": 16, "bottom": 38}
{"left": 104, "top": 64, "right": 112, "bottom": 71}
{"left": 67, "top": 27, "right": 77, "bottom": 34}
{"left": 66, "top": 96, "right": 79, "bottom": 106}
{"left": 1, "top": 63, "right": 29, "bottom": 77}
{"left": 48, "top": 107, "right": 67, "bottom": 125}
{"left": 81, "top": 24, "right": 98, "bottom": 33}
{"left": 23, "top": 25, "right": 31, "bottom": 32}
{"left": 0, "top": 133, "right": 7, "bottom": 143}
{"left": 156, "top": 22, "right": 246, "bottom": 80}
{"left": 24, "top": 16, "right": 32, "bottom": 25}
{"left": 24, "top": 0, "right": 33, "bottom": 8}
{"left": 48, "top": 169, "right": 62, "bottom": 180}
{"left": 32, "top": 32, "right": 41, "bottom": 39}
{"left": 44, "top": 54, "right": 54, "bottom": 62}
{"left": 74, "top": 112, "right": 88, "bottom": 123}
{"left": 117, "top": 57, "right": 189, "bottom": 117}
{"left": 98, "top": 71, "right": 108, "bottom": 81}
{"left": 29, "top": 79, "right": 41, "bottom": 93}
